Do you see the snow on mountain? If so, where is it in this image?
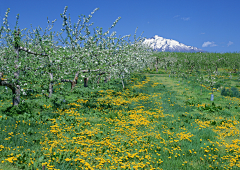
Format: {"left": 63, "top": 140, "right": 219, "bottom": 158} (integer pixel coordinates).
{"left": 143, "top": 35, "right": 205, "bottom": 52}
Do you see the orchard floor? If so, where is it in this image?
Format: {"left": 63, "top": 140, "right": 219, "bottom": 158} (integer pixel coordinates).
{"left": 1, "top": 73, "right": 240, "bottom": 170}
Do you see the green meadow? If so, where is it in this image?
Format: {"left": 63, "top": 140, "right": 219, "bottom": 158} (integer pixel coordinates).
{"left": 1, "top": 62, "right": 240, "bottom": 170}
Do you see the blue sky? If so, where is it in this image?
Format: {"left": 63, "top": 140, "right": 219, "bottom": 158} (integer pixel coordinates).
{"left": 0, "top": 0, "right": 239, "bottom": 53}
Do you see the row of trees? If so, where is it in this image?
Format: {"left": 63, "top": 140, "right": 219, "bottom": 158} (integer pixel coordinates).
{"left": 151, "top": 51, "right": 240, "bottom": 95}
{"left": 152, "top": 52, "right": 240, "bottom": 74}
{"left": 0, "top": 7, "right": 154, "bottom": 107}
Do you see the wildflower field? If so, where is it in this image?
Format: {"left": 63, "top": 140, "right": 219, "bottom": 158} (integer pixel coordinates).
{"left": 1, "top": 67, "right": 240, "bottom": 170}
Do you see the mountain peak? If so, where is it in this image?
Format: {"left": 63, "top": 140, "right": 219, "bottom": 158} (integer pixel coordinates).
{"left": 151, "top": 35, "right": 163, "bottom": 40}
{"left": 143, "top": 35, "right": 205, "bottom": 53}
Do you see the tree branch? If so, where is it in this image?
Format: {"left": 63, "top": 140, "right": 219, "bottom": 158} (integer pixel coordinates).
{"left": 19, "top": 46, "right": 48, "bottom": 56}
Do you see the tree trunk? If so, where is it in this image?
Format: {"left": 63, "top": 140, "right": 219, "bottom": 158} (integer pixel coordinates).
{"left": 48, "top": 73, "right": 53, "bottom": 98}
{"left": 191, "top": 65, "right": 194, "bottom": 73}
{"left": 71, "top": 71, "right": 79, "bottom": 90}
{"left": 155, "top": 58, "right": 158, "bottom": 73}
{"left": 0, "top": 73, "right": 21, "bottom": 107}
{"left": 104, "top": 76, "right": 108, "bottom": 83}
{"left": 121, "top": 77, "right": 124, "bottom": 89}
{"left": 97, "top": 75, "right": 101, "bottom": 84}
{"left": 61, "top": 69, "right": 106, "bottom": 90}
{"left": 84, "top": 77, "right": 89, "bottom": 87}
{"left": 12, "top": 85, "right": 21, "bottom": 106}
{"left": 13, "top": 32, "right": 21, "bottom": 106}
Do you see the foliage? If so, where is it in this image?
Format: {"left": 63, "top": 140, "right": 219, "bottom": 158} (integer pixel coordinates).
{"left": 198, "top": 102, "right": 222, "bottom": 113}
{"left": 184, "top": 96, "right": 202, "bottom": 106}
{"left": 221, "top": 87, "right": 240, "bottom": 98}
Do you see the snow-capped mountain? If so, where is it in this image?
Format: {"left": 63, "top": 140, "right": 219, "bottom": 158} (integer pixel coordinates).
{"left": 143, "top": 35, "right": 205, "bottom": 52}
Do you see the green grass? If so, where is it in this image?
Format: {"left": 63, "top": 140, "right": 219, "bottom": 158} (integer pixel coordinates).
{"left": 0, "top": 162, "right": 21, "bottom": 170}
{"left": 0, "top": 70, "right": 240, "bottom": 169}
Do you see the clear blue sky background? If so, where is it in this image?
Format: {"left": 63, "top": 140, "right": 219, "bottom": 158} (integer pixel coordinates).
{"left": 0, "top": 0, "right": 239, "bottom": 53}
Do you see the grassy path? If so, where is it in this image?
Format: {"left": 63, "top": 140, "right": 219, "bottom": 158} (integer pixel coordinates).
{"left": 145, "top": 73, "right": 240, "bottom": 169}
{"left": 0, "top": 73, "right": 240, "bottom": 169}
